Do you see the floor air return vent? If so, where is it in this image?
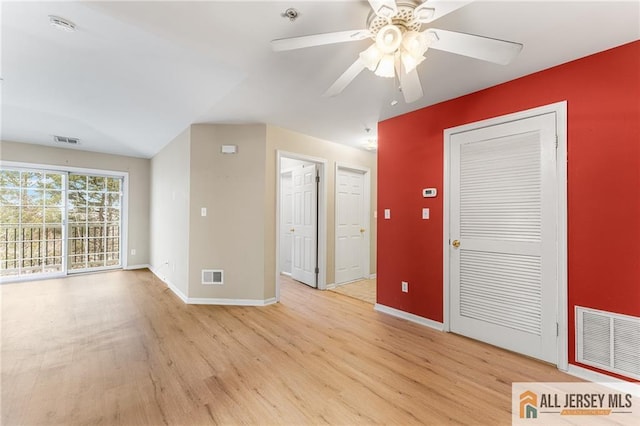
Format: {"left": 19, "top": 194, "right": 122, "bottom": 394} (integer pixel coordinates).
{"left": 576, "top": 306, "right": 640, "bottom": 380}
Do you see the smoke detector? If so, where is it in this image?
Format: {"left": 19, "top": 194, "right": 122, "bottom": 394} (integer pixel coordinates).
{"left": 49, "top": 15, "right": 76, "bottom": 32}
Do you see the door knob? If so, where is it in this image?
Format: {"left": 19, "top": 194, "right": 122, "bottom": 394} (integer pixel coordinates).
{"left": 452, "top": 239, "right": 460, "bottom": 248}
{"left": 360, "top": 228, "right": 365, "bottom": 233}
{"left": 290, "top": 228, "right": 295, "bottom": 232}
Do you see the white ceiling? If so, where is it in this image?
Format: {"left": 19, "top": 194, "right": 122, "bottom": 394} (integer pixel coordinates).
{"left": 2, "top": 1, "right": 639, "bottom": 158}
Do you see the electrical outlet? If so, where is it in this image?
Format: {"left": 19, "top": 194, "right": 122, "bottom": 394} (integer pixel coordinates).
{"left": 402, "top": 281, "right": 408, "bottom": 293}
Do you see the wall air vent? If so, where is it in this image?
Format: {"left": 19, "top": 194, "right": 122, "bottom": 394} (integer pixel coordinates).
{"left": 53, "top": 135, "right": 80, "bottom": 145}
{"left": 576, "top": 306, "right": 640, "bottom": 380}
{"left": 202, "top": 269, "right": 223, "bottom": 285}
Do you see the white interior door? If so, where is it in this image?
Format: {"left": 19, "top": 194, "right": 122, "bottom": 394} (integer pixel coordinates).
{"left": 291, "top": 164, "right": 317, "bottom": 287}
{"left": 449, "top": 112, "right": 558, "bottom": 364}
{"left": 335, "top": 168, "right": 366, "bottom": 284}
{"left": 279, "top": 171, "right": 293, "bottom": 275}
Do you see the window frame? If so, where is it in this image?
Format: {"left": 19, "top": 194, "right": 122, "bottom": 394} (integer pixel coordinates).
{"left": 0, "top": 161, "right": 129, "bottom": 283}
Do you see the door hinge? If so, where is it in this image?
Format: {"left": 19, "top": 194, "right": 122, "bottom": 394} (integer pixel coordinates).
{"left": 556, "top": 322, "right": 559, "bottom": 337}
{"left": 315, "top": 175, "right": 320, "bottom": 183}
{"left": 555, "top": 135, "right": 558, "bottom": 149}
{"left": 315, "top": 267, "right": 319, "bottom": 274}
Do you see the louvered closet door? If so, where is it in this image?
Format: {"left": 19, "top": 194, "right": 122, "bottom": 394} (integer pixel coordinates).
{"left": 450, "top": 113, "right": 558, "bottom": 364}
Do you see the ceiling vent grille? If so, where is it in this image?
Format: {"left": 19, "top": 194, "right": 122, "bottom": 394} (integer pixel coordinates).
{"left": 53, "top": 135, "right": 80, "bottom": 145}
{"left": 576, "top": 306, "right": 640, "bottom": 380}
{"left": 202, "top": 269, "right": 223, "bottom": 285}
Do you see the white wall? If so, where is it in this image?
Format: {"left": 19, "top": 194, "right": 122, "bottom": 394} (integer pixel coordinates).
{"left": 149, "top": 128, "right": 191, "bottom": 297}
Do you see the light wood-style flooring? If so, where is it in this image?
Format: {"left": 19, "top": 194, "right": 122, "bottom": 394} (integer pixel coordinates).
{"left": 330, "top": 279, "right": 376, "bottom": 304}
{"left": 1, "top": 270, "right": 580, "bottom": 425}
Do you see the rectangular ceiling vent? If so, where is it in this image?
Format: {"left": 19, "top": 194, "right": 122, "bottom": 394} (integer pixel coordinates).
{"left": 202, "top": 269, "right": 223, "bottom": 285}
{"left": 53, "top": 135, "right": 80, "bottom": 145}
{"left": 576, "top": 306, "right": 640, "bottom": 380}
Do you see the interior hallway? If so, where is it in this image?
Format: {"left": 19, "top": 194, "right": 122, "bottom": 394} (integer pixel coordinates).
{"left": 330, "top": 278, "right": 376, "bottom": 304}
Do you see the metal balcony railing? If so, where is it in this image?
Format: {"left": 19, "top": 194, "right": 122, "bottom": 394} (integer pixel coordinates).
{"left": 0, "top": 224, "right": 120, "bottom": 276}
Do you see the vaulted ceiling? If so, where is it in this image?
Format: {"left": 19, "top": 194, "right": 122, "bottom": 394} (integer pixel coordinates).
{"left": 2, "top": 1, "right": 639, "bottom": 158}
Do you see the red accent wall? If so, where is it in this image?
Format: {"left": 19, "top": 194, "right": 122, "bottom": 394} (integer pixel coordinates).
{"left": 377, "top": 40, "right": 640, "bottom": 378}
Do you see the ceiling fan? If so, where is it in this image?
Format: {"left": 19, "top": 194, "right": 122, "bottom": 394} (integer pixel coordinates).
{"left": 271, "top": 0, "right": 523, "bottom": 103}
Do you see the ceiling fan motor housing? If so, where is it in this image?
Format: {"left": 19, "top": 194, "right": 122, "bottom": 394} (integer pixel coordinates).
{"left": 367, "top": 1, "right": 423, "bottom": 36}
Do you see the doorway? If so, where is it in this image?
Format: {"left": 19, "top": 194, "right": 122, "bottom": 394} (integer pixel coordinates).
{"left": 444, "top": 102, "right": 567, "bottom": 367}
{"left": 276, "top": 152, "right": 327, "bottom": 299}
{"left": 290, "top": 161, "right": 318, "bottom": 287}
{"left": 335, "top": 164, "right": 371, "bottom": 285}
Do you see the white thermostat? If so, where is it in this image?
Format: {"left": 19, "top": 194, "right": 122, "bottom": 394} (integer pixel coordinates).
{"left": 422, "top": 188, "right": 437, "bottom": 198}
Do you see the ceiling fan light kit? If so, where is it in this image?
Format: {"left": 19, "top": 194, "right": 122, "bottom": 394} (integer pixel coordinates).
{"left": 375, "top": 54, "right": 397, "bottom": 78}
{"left": 401, "top": 50, "right": 425, "bottom": 74}
{"left": 271, "top": 0, "right": 523, "bottom": 103}
{"left": 376, "top": 25, "right": 403, "bottom": 53}
{"left": 359, "top": 44, "right": 384, "bottom": 71}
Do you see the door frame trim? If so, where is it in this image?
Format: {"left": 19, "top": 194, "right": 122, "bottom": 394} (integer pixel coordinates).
{"left": 334, "top": 162, "right": 371, "bottom": 285}
{"left": 442, "top": 101, "right": 568, "bottom": 370}
{"left": 275, "top": 151, "right": 328, "bottom": 301}
{"left": 278, "top": 170, "right": 294, "bottom": 276}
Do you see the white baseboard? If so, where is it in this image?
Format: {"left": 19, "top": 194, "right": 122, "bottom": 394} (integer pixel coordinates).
{"left": 566, "top": 365, "right": 640, "bottom": 395}
{"left": 164, "top": 278, "right": 189, "bottom": 303}
{"left": 124, "top": 264, "right": 151, "bottom": 270}
{"left": 186, "top": 297, "right": 277, "bottom": 306}
{"left": 374, "top": 303, "right": 444, "bottom": 331}
{"left": 149, "top": 266, "right": 191, "bottom": 303}
{"left": 149, "top": 267, "right": 277, "bottom": 307}
{"left": 369, "top": 273, "right": 377, "bottom": 279}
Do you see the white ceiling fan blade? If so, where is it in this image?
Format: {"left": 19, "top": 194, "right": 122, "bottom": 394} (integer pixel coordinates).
{"left": 426, "top": 28, "right": 523, "bottom": 65}
{"left": 395, "top": 60, "right": 424, "bottom": 103}
{"left": 323, "top": 59, "right": 366, "bottom": 98}
{"left": 271, "top": 30, "right": 370, "bottom": 52}
{"left": 368, "top": 0, "right": 398, "bottom": 18}
{"left": 400, "top": 68, "right": 424, "bottom": 103}
{"left": 414, "top": 0, "right": 474, "bottom": 24}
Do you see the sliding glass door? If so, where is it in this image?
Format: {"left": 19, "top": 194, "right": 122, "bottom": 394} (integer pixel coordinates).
{"left": 0, "top": 167, "right": 123, "bottom": 280}
{"left": 67, "top": 174, "right": 122, "bottom": 272}
{"left": 0, "top": 169, "right": 65, "bottom": 278}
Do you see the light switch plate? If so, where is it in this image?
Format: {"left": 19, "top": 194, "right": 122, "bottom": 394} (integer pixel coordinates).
{"left": 384, "top": 209, "right": 391, "bottom": 219}
{"left": 201, "top": 207, "right": 207, "bottom": 217}
{"left": 422, "top": 208, "right": 430, "bottom": 219}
